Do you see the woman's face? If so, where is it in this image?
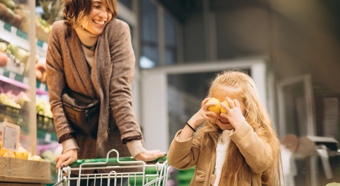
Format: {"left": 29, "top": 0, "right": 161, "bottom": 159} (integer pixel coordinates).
{"left": 83, "top": 0, "right": 113, "bottom": 35}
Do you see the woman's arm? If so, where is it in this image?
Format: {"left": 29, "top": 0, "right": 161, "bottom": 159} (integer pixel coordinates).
{"left": 46, "top": 22, "right": 75, "bottom": 139}
{"left": 108, "top": 21, "right": 163, "bottom": 161}
{"left": 108, "top": 21, "right": 142, "bottom": 140}
{"left": 46, "top": 22, "right": 78, "bottom": 169}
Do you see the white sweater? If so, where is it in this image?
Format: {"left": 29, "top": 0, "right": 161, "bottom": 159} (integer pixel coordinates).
{"left": 213, "top": 130, "right": 231, "bottom": 186}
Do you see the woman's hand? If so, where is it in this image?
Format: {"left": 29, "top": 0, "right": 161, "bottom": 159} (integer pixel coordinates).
{"left": 134, "top": 150, "right": 165, "bottom": 162}
{"left": 220, "top": 97, "right": 245, "bottom": 130}
{"left": 187, "top": 97, "right": 220, "bottom": 128}
{"left": 56, "top": 149, "right": 78, "bottom": 170}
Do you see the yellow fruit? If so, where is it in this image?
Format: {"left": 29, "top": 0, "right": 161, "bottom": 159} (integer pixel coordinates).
{"left": 3, "top": 151, "right": 15, "bottom": 158}
{"left": 207, "top": 98, "right": 221, "bottom": 115}
{"left": 15, "top": 146, "right": 28, "bottom": 159}
{"left": 30, "top": 155, "right": 42, "bottom": 161}
{"left": 0, "top": 140, "right": 10, "bottom": 156}
{"left": 221, "top": 100, "right": 235, "bottom": 113}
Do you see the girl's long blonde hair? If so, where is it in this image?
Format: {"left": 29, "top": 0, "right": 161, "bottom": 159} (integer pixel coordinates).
{"left": 196, "top": 70, "right": 281, "bottom": 185}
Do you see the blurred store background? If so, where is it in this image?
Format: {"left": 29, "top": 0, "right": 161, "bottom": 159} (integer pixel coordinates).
{"left": 0, "top": 0, "right": 339, "bottom": 185}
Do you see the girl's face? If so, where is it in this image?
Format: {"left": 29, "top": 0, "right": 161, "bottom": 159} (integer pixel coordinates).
{"left": 83, "top": 0, "right": 113, "bottom": 35}
{"left": 212, "top": 86, "right": 246, "bottom": 130}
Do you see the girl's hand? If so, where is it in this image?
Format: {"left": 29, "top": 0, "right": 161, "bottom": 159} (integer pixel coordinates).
{"left": 220, "top": 97, "right": 245, "bottom": 130}
{"left": 187, "top": 98, "right": 220, "bottom": 128}
{"left": 134, "top": 150, "right": 165, "bottom": 162}
{"left": 56, "top": 149, "right": 78, "bottom": 170}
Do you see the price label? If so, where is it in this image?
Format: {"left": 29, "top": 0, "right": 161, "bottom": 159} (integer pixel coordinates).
{"left": 10, "top": 26, "right": 17, "bottom": 36}
{"left": 9, "top": 72, "right": 15, "bottom": 79}
{"left": 2, "top": 122, "right": 20, "bottom": 152}
{"left": 45, "top": 133, "right": 51, "bottom": 143}
{"left": 39, "top": 83, "right": 46, "bottom": 91}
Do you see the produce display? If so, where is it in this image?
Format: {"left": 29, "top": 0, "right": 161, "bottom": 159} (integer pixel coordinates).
{"left": 36, "top": 95, "right": 52, "bottom": 118}
{"left": 0, "top": 51, "right": 7, "bottom": 66}
{"left": 35, "top": 57, "right": 47, "bottom": 83}
{"left": 0, "top": 139, "right": 43, "bottom": 161}
{"left": 0, "top": 42, "right": 31, "bottom": 75}
{"left": 0, "top": 41, "right": 48, "bottom": 82}
{"left": 0, "top": 0, "right": 30, "bottom": 31}
{"left": 0, "top": 91, "right": 22, "bottom": 109}
{"left": 0, "top": 1, "right": 59, "bottom": 182}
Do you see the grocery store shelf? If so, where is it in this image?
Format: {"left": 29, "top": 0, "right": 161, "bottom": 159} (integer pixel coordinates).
{"left": 0, "top": 20, "right": 48, "bottom": 57}
{"left": 0, "top": 67, "right": 49, "bottom": 95}
{"left": 21, "top": 126, "right": 58, "bottom": 142}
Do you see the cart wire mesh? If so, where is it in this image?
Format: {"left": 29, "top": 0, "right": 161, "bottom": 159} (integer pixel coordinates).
{"left": 56, "top": 149, "right": 170, "bottom": 186}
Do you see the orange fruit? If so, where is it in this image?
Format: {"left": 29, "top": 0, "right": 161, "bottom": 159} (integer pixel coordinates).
{"left": 3, "top": 151, "right": 15, "bottom": 158}
{"left": 15, "top": 146, "right": 28, "bottom": 159}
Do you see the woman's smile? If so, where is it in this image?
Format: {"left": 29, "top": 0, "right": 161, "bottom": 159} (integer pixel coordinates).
{"left": 93, "top": 19, "right": 105, "bottom": 26}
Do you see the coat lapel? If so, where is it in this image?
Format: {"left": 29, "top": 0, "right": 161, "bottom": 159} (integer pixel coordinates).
{"left": 67, "top": 29, "right": 96, "bottom": 98}
{"left": 92, "top": 33, "right": 113, "bottom": 157}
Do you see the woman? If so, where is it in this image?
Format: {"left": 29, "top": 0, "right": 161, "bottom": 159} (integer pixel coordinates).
{"left": 46, "top": 0, "right": 164, "bottom": 171}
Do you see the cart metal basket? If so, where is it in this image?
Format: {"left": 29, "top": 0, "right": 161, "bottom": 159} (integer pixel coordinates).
{"left": 55, "top": 149, "right": 170, "bottom": 186}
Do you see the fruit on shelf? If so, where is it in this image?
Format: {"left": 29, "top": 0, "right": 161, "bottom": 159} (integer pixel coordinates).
{"left": 0, "top": 3, "right": 15, "bottom": 24}
{"left": 11, "top": 13, "right": 22, "bottom": 28}
{"left": 0, "top": 140, "right": 10, "bottom": 156}
{"left": 0, "top": 52, "right": 8, "bottom": 66}
{"left": 14, "top": 146, "right": 28, "bottom": 159}
{"left": 13, "top": 7, "right": 29, "bottom": 31}
{"left": 15, "top": 91, "right": 30, "bottom": 107}
{"left": 36, "top": 96, "right": 52, "bottom": 118}
{"left": 0, "top": 0, "right": 15, "bottom": 10}
{"left": 30, "top": 154, "right": 42, "bottom": 161}
{"left": 0, "top": 92, "right": 21, "bottom": 109}
{"left": 41, "top": 149, "right": 58, "bottom": 162}
{"left": 39, "top": 0, "right": 63, "bottom": 25}
{"left": 35, "top": 58, "right": 47, "bottom": 82}
{"left": 3, "top": 151, "right": 15, "bottom": 158}
{"left": 0, "top": 147, "right": 9, "bottom": 156}
{"left": 0, "top": 42, "right": 7, "bottom": 51}
{"left": 7, "top": 43, "right": 30, "bottom": 64}
{"left": 207, "top": 97, "right": 221, "bottom": 115}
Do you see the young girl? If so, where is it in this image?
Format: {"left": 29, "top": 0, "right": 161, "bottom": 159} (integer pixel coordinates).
{"left": 46, "top": 0, "right": 164, "bottom": 172}
{"left": 168, "top": 71, "right": 281, "bottom": 186}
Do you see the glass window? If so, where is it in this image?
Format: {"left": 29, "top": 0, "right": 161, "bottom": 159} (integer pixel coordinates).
{"left": 164, "top": 13, "right": 178, "bottom": 65}
{"left": 140, "top": 0, "right": 158, "bottom": 68}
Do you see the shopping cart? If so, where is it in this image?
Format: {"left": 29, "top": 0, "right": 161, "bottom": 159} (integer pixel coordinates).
{"left": 55, "top": 149, "right": 170, "bottom": 186}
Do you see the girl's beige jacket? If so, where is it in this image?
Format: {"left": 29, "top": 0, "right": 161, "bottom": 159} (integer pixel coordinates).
{"left": 168, "top": 122, "right": 274, "bottom": 186}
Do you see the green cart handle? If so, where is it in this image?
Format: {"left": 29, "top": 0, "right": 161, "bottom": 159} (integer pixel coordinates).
{"left": 69, "top": 154, "right": 167, "bottom": 167}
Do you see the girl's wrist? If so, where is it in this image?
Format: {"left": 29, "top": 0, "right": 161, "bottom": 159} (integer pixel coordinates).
{"left": 187, "top": 118, "right": 200, "bottom": 128}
